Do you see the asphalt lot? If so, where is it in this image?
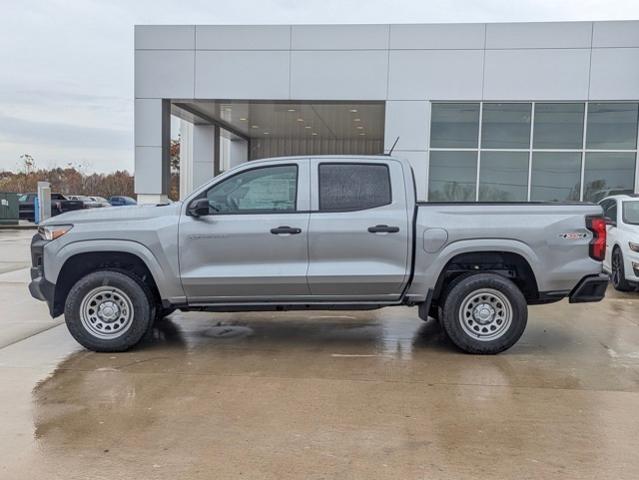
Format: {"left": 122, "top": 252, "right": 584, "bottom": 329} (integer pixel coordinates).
{"left": 0, "top": 229, "right": 638, "bottom": 479}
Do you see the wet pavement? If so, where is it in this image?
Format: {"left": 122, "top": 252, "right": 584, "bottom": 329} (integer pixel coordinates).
{"left": 1, "top": 231, "right": 639, "bottom": 479}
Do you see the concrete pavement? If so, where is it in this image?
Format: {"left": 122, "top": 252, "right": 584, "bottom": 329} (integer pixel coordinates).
{"left": 1, "top": 230, "right": 638, "bottom": 479}
{"left": 0, "top": 230, "right": 63, "bottom": 349}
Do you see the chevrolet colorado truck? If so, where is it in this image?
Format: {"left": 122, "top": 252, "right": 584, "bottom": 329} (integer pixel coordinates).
{"left": 29, "top": 155, "right": 609, "bottom": 354}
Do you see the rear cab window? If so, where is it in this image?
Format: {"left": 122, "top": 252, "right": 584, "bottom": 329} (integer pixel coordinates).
{"left": 318, "top": 163, "right": 392, "bottom": 212}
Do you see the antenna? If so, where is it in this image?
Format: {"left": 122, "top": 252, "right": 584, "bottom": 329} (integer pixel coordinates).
{"left": 385, "top": 136, "right": 400, "bottom": 156}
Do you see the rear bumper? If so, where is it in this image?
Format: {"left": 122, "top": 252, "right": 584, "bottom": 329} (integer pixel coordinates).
{"left": 568, "top": 273, "right": 609, "bottom": 303}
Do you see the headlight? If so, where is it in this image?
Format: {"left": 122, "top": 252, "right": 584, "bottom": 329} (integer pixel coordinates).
{"left": 629, "top": 241, "right": 639, "bottom": 253}
{"left": 38, "top": 225, "right": 73, "bottom": 241}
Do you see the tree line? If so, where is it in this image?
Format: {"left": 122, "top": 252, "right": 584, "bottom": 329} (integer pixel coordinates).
{"left": 0, "top": 142, "right": 181, "bottom": 200}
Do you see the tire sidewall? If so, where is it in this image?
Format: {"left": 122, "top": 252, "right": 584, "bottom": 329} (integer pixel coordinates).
{"left": 441, "top": 273, "right": 528, "bottom": 354}
{"left": 65, "top": 270, "right": 153, "bottom": 352}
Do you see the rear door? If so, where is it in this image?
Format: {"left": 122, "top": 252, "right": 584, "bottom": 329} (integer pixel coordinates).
{"left": 306, "top": 159, "right": 410, "bottom": 300}
{"left": 179, "top": 161, "right": 311, "bottom": 303}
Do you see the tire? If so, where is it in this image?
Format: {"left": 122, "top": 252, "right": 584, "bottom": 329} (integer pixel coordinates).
{"left": 440, "top": 273, "right": 527, "bottom": 354}
{"left": 611, "top": 247, "right": 634, "bottom": 292}
{"left": 64, "top": 270, "right": 154, "bottom": 352}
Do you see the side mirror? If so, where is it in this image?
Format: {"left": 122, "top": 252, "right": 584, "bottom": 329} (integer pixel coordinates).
{"left": 187, "top": 198, "right": 210, "bottom": 217}
{"left": 604, "top": 217, "right": 616, "bottom": 227}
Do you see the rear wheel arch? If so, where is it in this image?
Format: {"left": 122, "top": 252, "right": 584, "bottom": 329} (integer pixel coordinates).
{"left": 431, "top": 251, "right": 539, "bottom": 306}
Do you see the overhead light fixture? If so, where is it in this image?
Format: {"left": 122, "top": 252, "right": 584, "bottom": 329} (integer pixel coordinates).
{"left": 263, "top": 132, "right": 270, "bottom": 135}
{"left": 296, "top": 118, "right": 304, "bottom": 122}
{"left": 251, "top": 125, "right": 259, "bottom": 129}
{"left": 359, "top": 133, "right": 366, "bottom": 136}
{"left": 350, "top": 109, "right": 358, "bottom": 113}
{"left": 311, "top": 132, "right": 318, "bottom": 136}
{"left": 353, "top": 118, "right": 361, "bottom": 122}
{"left": 356, "top": 126, "right": 364, "bottom": 130}
{"left": 304, "top": 125, "right": 312, "bottom": 129}
{"left": 288, "top": 108, "right": 296, "bottom": 112}
{"left": 239, "top": 117, "right": 247, "bottom": 121}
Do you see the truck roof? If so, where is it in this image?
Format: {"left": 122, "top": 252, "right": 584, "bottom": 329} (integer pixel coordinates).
{"left": 245, "top": 154, "right": 409, "bottom": 166}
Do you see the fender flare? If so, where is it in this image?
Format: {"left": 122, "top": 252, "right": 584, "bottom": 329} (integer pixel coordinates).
{"left": 49, "top": 239, "right": 176, "bottom": 300}
{"left": 423, "top": 238, "right": 542, "bottom": 295}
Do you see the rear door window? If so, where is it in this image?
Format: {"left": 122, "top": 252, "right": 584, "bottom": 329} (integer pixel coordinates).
{"left": 318, "top": 163, "right": 391, "bottom": 212}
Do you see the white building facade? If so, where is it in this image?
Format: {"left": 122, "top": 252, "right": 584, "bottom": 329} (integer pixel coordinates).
{"left": 134, "top": 21, "right": 639, "bottom": 203}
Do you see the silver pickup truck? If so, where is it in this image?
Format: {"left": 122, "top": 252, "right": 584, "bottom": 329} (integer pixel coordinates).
{"left": 29, "top": 155, "right": 609, "bottom": 354}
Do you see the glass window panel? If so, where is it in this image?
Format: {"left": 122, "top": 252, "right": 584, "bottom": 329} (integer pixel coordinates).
{"left": 530, "top": 152, "right": 582, "bottom": 202}
{"left": 428, "top": 151, "right": 477, "bottom": 201}
{"left": 583, "top": 152, "right": 636, "bottom": 202}
{"left": 533, "top": 103, "right": 585, "bottom": 149}
{"left": 481, "top": 103, "right": 532, "bottom": 149}
{"left": 623, "top": 201, "right": 639, "bottom": 225}
{"left": 318, "top": 163, "right": 391, "bottom": 211}
{"left": 586, "top": 103, "right": 639, "bottom": 150}
{"left": 430, "top": 103, "right": 480, "bottom": 148}
{"left": 205, "top": 165, "right": 297, "bottom": 213}
{"left": 479, "top": 152, "right": 529, "bottom": 201}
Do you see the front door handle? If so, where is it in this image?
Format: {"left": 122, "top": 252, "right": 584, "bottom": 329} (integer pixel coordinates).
{"left": 270, "top": 226, "right": 302, "bottom": 235}
{"left": 368, "top": 224, "right": 400, "bottom": 233}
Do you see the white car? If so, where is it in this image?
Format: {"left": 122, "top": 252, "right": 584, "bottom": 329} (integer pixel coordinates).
{"left": 599, "top": 195, "right": 639, "bottom": 291}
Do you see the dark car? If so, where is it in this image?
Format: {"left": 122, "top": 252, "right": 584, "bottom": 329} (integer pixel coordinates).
{"left": 18, "top": 193, "right": 85, "bottom": 222}
{"left": 108, "top": 196, "right": 137, "bottom": 206}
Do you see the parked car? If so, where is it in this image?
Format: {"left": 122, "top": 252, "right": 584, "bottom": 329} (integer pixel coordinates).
{"left": 599, "top": 194, "right": 639, "bottom": 291}
{"left": 18, "top": 193, "right": 84, "bottom": 221}
{"left": 108, "top": 195, "right": 137, "bottom": 206}
{"left": 29, "top": 155, "right": 608, "bottom": 354}
{"left": 68, "top": 195, "right": 98, "bottom": 208}
{"left": 89, "top": 196, "right": 111, "bottom": 208}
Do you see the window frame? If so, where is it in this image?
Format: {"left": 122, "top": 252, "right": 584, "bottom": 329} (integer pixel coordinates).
{"left": 199, "top": 163, "right": 300, "bottom": 215}
{"left": 316, "top": 162, "right": 393, "bottom": 213}
{"left": 428, "top": 101, "right": 639, "bottom": 202}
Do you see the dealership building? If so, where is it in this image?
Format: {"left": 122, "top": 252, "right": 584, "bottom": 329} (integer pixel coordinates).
{"left": 134, "top": 21, "right": 639, "bottom": 203}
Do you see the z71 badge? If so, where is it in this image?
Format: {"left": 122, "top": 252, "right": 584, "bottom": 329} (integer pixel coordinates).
{"left": 560, "top": 232, "right": 589, "bottom": 240}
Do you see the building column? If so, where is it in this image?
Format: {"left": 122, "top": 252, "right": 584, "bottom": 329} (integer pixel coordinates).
{"left": 384, "top": 101, "right": 431, "bottom": 201}
{"left": 230, "top": 137, "right": 249, "bottom": 168}
{"left": 134, "top": 99, "right": 170, "bottom": 204}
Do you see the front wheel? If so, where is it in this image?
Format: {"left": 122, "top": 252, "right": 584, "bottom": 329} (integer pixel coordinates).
{"left": 64, "top": 270, "right": 154, "bottom": 352}
{"left": 440, "top": 273, "right": 527, "bottom": 354}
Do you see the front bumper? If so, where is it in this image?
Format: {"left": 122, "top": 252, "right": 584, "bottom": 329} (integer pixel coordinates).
{"left": 568, "top": 273, "right": 609, "bottom": 303}
{"left": 28, "top": 234, "right": 57, "bottom": 316}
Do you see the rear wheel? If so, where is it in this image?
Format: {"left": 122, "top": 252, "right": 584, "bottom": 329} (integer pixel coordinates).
{"left": 611, "top": 247, "right": 634, "bottom": 292}
{"left": 440, "top": 273, "right": 527, "bottom": 354}
{"left": 64, "top": 270, "right": 154, "bottom": 352}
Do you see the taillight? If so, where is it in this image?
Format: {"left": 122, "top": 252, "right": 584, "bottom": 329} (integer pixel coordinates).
{"left": 586, "top": 215, "right": 606, "bottom": 261}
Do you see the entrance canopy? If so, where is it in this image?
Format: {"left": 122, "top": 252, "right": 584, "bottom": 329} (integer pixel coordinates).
{"left": 172, "top": 100, "right": 385, "bottom": 161}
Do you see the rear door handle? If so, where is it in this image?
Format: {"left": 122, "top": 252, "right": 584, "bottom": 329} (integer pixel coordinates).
{"left": 368, "top": 224, "right": 400, "bottom": 233}
{"left": 270, "top": 226, "right": 302, "bottom": 235}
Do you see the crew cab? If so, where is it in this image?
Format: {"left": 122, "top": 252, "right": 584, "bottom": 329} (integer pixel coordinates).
{"left": 29, "top": 156, "right": 608, "bottom": 354}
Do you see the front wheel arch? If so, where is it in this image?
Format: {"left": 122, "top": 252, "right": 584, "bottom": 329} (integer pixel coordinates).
{"left": 53, "top": 252, "right": 161, "bottom": 317}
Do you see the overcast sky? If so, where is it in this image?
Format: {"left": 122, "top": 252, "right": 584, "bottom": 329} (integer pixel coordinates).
{"left": 1, "top": 0, "right": 638, "bottom": 173}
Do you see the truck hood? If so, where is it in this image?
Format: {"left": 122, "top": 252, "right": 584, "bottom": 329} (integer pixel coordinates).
{"left": 40, "top": 202, "right": 183, "bottom": 226}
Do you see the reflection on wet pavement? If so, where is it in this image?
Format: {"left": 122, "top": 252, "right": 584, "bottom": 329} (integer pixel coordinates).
{"left": 1, "top": 289, "right": 639, "bottom": 479}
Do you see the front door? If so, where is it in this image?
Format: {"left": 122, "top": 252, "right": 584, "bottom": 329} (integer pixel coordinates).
{"left": 306, "top": 159, "right": 410, "bottom": 301}
{"left": 179, "top": 161, "right": 311, "bottom": 303}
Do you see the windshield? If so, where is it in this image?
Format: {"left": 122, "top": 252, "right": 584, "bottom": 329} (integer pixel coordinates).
{"left": 623, "top": 201, "right": 639, "bottom": 225}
